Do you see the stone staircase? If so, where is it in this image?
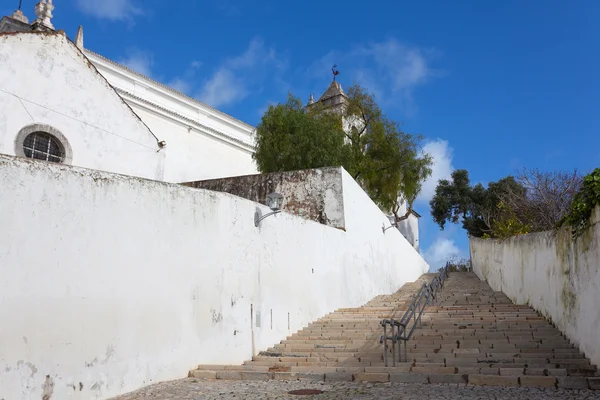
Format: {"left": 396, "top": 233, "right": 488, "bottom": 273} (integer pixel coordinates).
{"left": 189, "top": 272, "right": 599, "bottom": 390}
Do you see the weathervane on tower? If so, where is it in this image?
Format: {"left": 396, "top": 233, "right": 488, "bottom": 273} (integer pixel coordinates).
{"left": 332, "top": 64, "right": 340, "bottom": 82}
{"left": 18, "top": 0, "right": 23, "bottom": 10}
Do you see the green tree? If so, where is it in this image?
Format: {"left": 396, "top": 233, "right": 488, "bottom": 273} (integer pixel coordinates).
{"left": 253, "top": 84, "right": 432, "bottom": 218}
{"left": 488, "top": 201, "right": 532, "bottom": 239}
{"left": 342, "top": 85, "right": 432, "bottom": 220}
{"left": 429, "top": 169, "right": 526, "bottom": 237}
{"left": 561, "top": 168, "right": 600, "bottom": 237}
{"left": 253, "top": 94, "right": 348, "bottom": 172}
{"left": 431, "top": 167, "right": 582, "bottom": 239}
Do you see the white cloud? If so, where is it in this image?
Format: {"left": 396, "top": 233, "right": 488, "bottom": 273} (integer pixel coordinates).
{"left": 167, "top": 78, "right": 191, "bottom": 94}
{"left": 166, "top": 61, "right": 203, "bottom": 95}
{"left": 308, "top": 38, "right": 438, "bottom": 114}
{"left": 416, "top": 139, "right": 454, "bottom": 205}
{"left": 190, "top": 61, "right": 203, "bottom": 69}
{"left": 199, "top": 69, "right": 248, "bottom": 108}
{"left": 118, "top": 49, "right": 153, "bottom": 77}
{"left": 197, "top": 38, "right": 286, "bottom": 108}
{"left": 423, "top": 238, "right": 462, "bottom": 271}
{"left": 76, "top": 0, "right": 142, "bottom": 21}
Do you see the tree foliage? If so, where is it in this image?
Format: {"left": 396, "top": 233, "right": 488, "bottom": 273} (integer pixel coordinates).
{"left": 560, "top": 168, "right": 600, "bottom": 237}
{"left": 499, "top": 168, "right": 582, "bottom": 232}
{"left": 445, "top": 254, "right": 471, "bottom": 272}
{"left": 253, "top": 85, "right": 433, "bottom": 218}
{"left": 253, "top": 95, "right": 348, "bottom": 172}
{"left": 429, "top": 167, "right": 582, "bottom": 239}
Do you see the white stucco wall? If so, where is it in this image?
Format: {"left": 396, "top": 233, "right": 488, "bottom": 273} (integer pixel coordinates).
{"left": 0, "top": 32, "right": 165, "bottom": 180}
{"left": 470, "top": 208, "right": 600, "bottom": 367}
{"left": 397, "top": 213, "right": 420, "bottom": 252}
{"left": 130, "top": 105, "right": 257, "bottom": 182}
{"left": 386, "top": 200, "right": 420, "bottom": 251}
{"left": 85, "top": 51, "right": 259, "bottom": 183}
{"left": 0, "top": 154, "right": 428, "bottom": 400}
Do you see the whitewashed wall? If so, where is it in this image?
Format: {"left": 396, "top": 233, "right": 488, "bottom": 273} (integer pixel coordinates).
{"left": 0, "top": 154, "right": 428, "bottom": 400}
{"left": 0, "top": 32, "right": 166, "bottom": 180}
{"left": 130, "top": 106, "right": 257, "bottom": 182}
{"left": 85, "top": 50, "right": 259, "bottom": 183}
{"left": 470, "top": 208, "right": 600, "bottom": 367}
{"left": 393, "top": 200, "right": 420, "bottom": 252}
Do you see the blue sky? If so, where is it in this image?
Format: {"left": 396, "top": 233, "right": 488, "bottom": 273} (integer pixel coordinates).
{"left": 5, "top": 0, "right": 599, "bottom": 269}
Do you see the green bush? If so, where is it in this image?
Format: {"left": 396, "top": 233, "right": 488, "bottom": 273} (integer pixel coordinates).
{"left": 561, "top": 168, "right": 600, "bottom": 237}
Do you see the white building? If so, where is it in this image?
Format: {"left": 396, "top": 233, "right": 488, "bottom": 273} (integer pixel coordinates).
{"left": 0, "top": 3, "right": 257, "bottom": 183}
{"left": 0, "top": 5, "right": 429, "bottom": 399}
{"left": 0, "top": 2, "right": 419, "bottom": 250}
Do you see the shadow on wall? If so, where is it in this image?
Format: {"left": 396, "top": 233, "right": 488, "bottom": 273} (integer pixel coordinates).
{"left": 397, "top": 222, "right": 416, "bottom": 249}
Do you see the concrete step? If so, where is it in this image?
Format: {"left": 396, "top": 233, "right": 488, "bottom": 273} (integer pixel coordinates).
{"left": 188, "top": 367, "right": 600, "bottom": 389}
{"left": 189, "top": 272, "right": 598, "bottom": 390}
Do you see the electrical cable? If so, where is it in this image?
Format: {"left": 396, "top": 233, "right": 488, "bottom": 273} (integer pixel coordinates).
{"left": 0, "top": 87, "right": 158, "bottom": 152}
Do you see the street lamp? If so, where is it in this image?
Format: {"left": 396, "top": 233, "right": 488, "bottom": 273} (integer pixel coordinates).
{"left": 255, "top": 192, "right": 284, "bottom": 227}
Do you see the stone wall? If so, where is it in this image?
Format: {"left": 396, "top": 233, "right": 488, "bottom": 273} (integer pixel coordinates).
{"left": 470, "top": 207, "right": 600, "bottom": 367}
{"left": 0, "top": 154, "right": 428, "bottom": 400}
{"left": 184, "top": 167, "right": 346, "bottom": 229}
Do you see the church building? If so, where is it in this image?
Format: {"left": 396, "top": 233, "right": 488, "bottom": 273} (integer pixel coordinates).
{"left": 0, "top": 1, "right": 256, "bottom": 183}
{"left": 0, "top": 1, "right": 419, "bottom": 250}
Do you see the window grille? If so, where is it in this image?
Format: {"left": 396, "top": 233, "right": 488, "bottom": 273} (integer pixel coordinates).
{"left": 23, "top": 132, "right": 64, "bottom": 163}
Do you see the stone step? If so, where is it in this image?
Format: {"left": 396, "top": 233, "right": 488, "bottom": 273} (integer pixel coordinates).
{"left": 189, "top": 272, "right": 598, "bottom": 390}
{"left": 188, "top": 368, "right": 600, "bottom": 389}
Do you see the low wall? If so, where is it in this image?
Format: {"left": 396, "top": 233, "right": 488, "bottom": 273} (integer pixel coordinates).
{"left": 0, "top": 155, "right": 428, "bottom": 400}
{"left": 183, "top": 167, "right": 346, "bottom": 229}
{"left": 470, "top": 207, "right": 600, "bottom": 367}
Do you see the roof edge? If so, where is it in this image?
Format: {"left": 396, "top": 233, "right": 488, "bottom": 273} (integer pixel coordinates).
{"left": 84, "top": 49, "right": 255, "bottom": 132}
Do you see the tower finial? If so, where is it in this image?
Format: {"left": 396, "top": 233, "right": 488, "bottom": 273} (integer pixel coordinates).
{"left": 75, "top": 26, "right": 84, "bottom": 50}
{"left": 18, "top": 0, "right": 23, "bottom": 10}
{"left": 33, "top": 0, "right": 55, "bottom": 30}
{"left": 332, "top": 64, "right": 340, "bottom": 82}
{"left": 308, "top": 94, "right": 314, "bottom": 105}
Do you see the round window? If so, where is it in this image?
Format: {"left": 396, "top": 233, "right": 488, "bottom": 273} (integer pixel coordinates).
{"left": 22, "top": 132, "right": 64, "bottom": 163}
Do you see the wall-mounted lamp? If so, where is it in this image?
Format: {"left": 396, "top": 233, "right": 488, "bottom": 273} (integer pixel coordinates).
{"left": 254, "top": 192, "right": 284, "bottom": 227}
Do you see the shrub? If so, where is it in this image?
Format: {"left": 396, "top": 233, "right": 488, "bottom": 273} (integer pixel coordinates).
{"left": 561, "top": 168, "right": 600, "bottom": 237}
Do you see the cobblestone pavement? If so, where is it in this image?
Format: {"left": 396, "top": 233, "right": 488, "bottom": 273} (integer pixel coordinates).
{"left": 110, "top": 378, "right": 598, "bottom": 400}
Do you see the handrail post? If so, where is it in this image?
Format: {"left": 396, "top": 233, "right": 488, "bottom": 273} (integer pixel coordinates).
{"left": 397, "top": 325, "right": 402, "bottom": 363}
{"left": 380, "top": 268, "right": 450, "bottom": 365}
{"left": 383, "top": 323, "right": 388, "bottom": 367}
{"left": 391, "top": 320, "right": 396, "bottom": 367}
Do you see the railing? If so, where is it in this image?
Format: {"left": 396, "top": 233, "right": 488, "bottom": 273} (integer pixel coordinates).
{"left": 380, "top": 266, "right": 449, "bottom": 366}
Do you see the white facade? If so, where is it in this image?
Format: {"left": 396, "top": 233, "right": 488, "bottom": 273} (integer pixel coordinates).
{"left": 0, "top": 154, "right": 429, "bottom": 400}
{"left": 391, "top": 205, "right": 421, "bottom": 252}
{"left": 470, "top": 210, "right": 600, "bottom": 368}
{"left": 85, "top": 51, "right": 258, "bottom": 183}
{"left": 0, "top": 32, "right": 167, "bottom": 180}
{"left": 0, "top": 27, "right": 258, "bottom": 184}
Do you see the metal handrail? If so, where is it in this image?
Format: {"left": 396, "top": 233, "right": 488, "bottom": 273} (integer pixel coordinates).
{"left": 380, "top": 266, "right": 449, "bottom": 366}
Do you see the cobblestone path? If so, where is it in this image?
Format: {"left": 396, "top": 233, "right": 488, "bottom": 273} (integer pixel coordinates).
{"left": 110, "top": 378, "right": 598, "bottom": 399}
